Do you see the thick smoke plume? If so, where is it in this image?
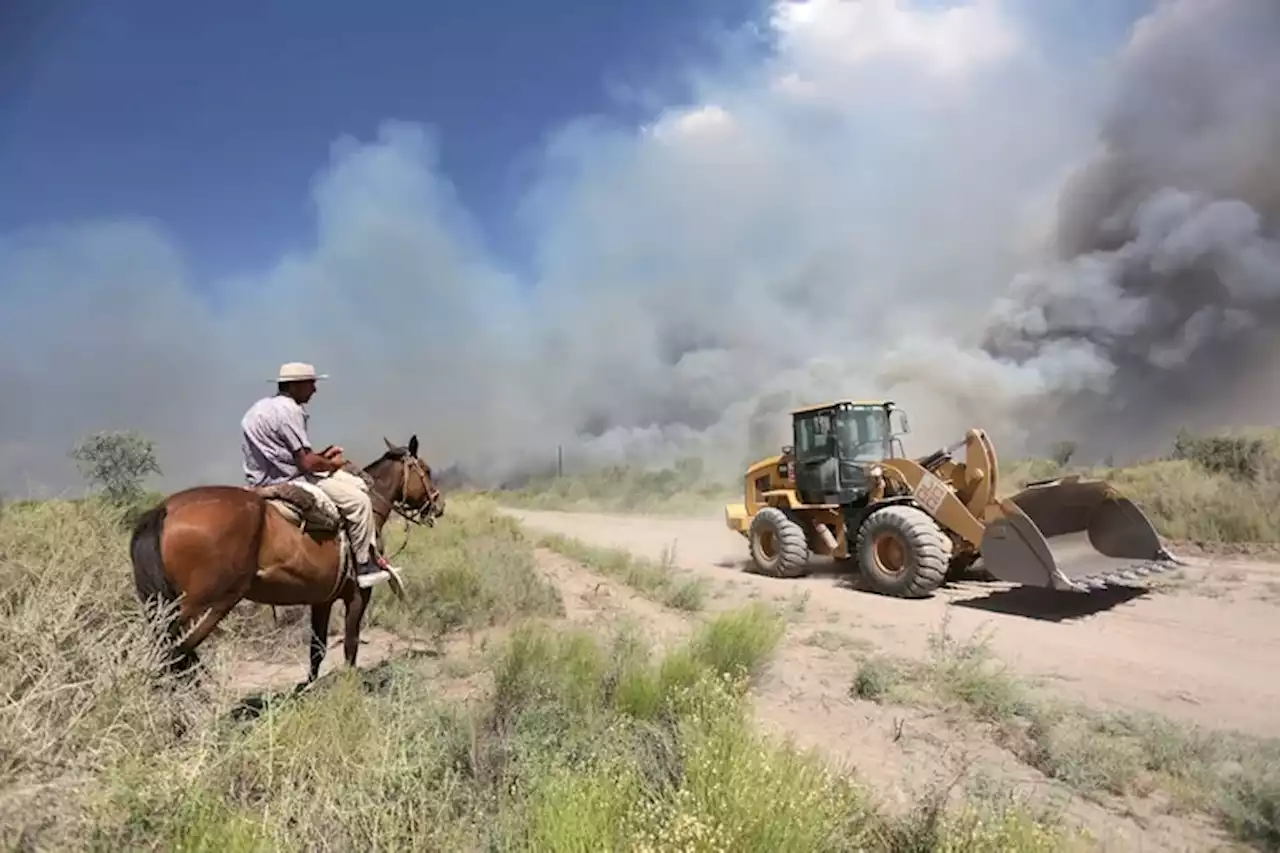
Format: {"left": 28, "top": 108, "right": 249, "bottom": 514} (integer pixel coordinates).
{"left": 1, "top": 0, "right": 1273, "bottom": 495}
{"left": 981, "top": 0, "right": 1280, "bottom": 460}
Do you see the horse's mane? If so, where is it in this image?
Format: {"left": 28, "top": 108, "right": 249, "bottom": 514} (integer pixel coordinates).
{"left": 361, "top": 447, "right": 409, "bottom": 475}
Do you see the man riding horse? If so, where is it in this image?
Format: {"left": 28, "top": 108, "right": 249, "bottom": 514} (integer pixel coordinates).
{"left": 240, "top": 361, "right": 388, "bottom": 579}
{"left": 129, "top": 362, "right": 443, "bottom": 682}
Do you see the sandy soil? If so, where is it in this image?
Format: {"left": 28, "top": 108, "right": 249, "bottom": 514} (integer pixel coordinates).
{"left": 215, "top": 506, "right": 1280, "bottom": 851}
{"left": 507, "top": 507, "right": 1280, "bottom": 741}
{"left": 503, "top": 505, "right": 1280, "bottom": 853}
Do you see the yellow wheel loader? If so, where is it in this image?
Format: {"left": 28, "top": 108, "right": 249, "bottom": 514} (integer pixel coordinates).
{"left": 724, "top": 400, "right": 1182, "bottom": 598}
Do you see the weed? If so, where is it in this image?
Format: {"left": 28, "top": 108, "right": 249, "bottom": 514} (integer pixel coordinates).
{"left": 853, "top": 616, "right": 1280, "bottom": 848}
{"left": 484, "top": 458, "right": 735, "bottom": 515}
{"left": 2, "top": 494, "right": 1085, "bottom": 851}
{"left": 537, "top": 532, "right": 709, "bottom": 611}
{"left": 373, "top": 497, "right": 564, "bottom": 637}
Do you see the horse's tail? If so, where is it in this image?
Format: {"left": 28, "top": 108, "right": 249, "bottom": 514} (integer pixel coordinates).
{"left": 130, "top": 502, "right": 181, "bottom": 642}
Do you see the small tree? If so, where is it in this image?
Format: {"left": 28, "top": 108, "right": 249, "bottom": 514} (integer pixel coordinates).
{"left": 1048, "top": 440, "right": 1077, "bottom": 468}
{"left": 1171, "top": 430, "right": 1268, "bottom": 482}
{"left": 70, "top": 430, "right": 162, "bottom": 505}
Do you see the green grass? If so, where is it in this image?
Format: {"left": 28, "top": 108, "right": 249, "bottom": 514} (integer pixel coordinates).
{"left": 372, "top": 496, "right": 564, "bottom": 637}
{"left": 1, "top": 494, "right": 1083, "bottom": 852}
{"left": 86, "top": 607, "right": 1082, "bottom": 852}
{"left": 851, "top": 616, "right": 1280, "bottom": 850}
{"left": 536, "top": 531, "right": 710, "bottom": 611}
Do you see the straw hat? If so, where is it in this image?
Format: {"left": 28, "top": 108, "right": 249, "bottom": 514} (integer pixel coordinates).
{"left": 272, "top": 362, "right": 329, "bottom": 383}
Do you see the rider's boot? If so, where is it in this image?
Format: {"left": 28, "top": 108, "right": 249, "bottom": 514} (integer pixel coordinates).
{"left": 355, "top": 549, "right": 390, "bottom": 577}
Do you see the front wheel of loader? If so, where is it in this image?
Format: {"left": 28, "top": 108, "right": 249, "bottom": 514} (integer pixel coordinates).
{"left": 855, "top": 505, "right": 952, "bottom": 598}
{"left": 749, "top": 507, "right": 812, "bottom": 578}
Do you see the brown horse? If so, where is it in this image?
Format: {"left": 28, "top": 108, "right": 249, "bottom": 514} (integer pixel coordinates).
{"left": 129, "top": 434, "right": 445, "bottom": 683}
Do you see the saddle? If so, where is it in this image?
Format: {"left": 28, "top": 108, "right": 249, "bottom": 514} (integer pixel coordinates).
{"left": 250, "top": 482, "right": 406, "bottom": 596}
{"left": 254, "top": 482, "right": 342, "bottom": 533}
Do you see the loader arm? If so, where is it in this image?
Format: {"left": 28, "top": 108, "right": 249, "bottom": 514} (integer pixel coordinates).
{"left": 882, "top": 428, "right": 1180, "bottom": 592}
{"left": 728, "top": 401, "right": 1181, "bottom": 597}
{"left": 879, "top": 455, "right": 986, "bottom": 549}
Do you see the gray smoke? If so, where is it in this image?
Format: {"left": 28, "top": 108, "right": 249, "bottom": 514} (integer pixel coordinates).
{"left": 2, "top": 0, "right": 1272, "bottom": 496}
{"left": 981, "top": 0, "right": 1280, "bottom": 460}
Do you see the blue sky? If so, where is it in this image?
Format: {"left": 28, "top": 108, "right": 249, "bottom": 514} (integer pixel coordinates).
{"left": 0, "top": 0, "right": 1146, "bottom": 281}
{"left": 0, "top": 0, "right": 767, "bottom": 278}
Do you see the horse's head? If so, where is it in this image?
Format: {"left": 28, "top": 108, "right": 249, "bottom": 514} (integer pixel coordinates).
{"left": 367, "top": 434, "right": 446, "bottom": 525}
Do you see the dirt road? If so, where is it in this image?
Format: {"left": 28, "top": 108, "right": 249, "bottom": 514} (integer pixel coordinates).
{"left": 507, "top": 507, "right": 1280, "bottom": 741}
{"left": 218, "top": 507, "right": 1280, "bottom": 850}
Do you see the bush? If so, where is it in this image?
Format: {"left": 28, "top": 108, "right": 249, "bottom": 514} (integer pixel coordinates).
{"left": 373, "top": 497, "right": 564, "bottom": 637}
{"left": 1001, "top": 427, "right": 1280, "bottom": 544}
{"left": 1171, "top": 431, "right": 1270, "bottom": 482}
{"left": 1048, "top": 440, "right": 1077, "bottom": 468}
{"left": 69, "top": 430, "right": 162, "bottom": 506}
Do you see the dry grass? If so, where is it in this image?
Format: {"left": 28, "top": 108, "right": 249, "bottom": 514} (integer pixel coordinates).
{"left": 482, "top": 458, "right": 735, "bottom": 515}
{"left": 1001, "top": 427, "right": 1280, "bottom": 545}
{"left": 0, "top": 493, "right": 1083, "bottom": 851}
{"left": 852, "top": 616, "right": 1280, "bottom": 850}
{"left": 371, "top": 496, "right": 564, "bottom": 637}
{"left": 536, "top": 531, "right": 710, "bottom": 611}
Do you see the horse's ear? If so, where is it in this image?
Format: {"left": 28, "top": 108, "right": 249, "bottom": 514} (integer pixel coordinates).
{"left": 408, "top": 434, "right": 419, "bottom": 457}
{"left": 383, "top": 436, "right": 397, "bottom": 453}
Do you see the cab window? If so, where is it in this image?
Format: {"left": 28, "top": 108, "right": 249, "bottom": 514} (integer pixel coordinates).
{"left": 796, "top": 412, "right": 834, "bottom": 457}
{"left": 837, "top": 408, "right": 890, "bottom": 462}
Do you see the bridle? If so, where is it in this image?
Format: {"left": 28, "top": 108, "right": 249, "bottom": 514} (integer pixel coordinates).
{"left": 362, "top": 453, "right": 442, "bottom": 528}
{"left": 351, "top": 452, "right": 443, "bottom": 564}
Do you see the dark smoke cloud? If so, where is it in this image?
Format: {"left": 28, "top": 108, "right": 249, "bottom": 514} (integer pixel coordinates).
{"left": 982, "top": 0, "right": 1280, "bottom": 459}
{"left": 3, "top": 0, "right": 1273, "bottom": 496}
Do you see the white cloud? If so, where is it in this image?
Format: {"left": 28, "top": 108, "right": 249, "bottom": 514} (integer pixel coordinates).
{"left": 645, "top": 104, "right": 736, "bottom": 143}
{"left": 11, "top": 0, "right": 1273, "bottom": 492}
{"left": 771, "top": 0, "right": 1021, "bottom": 81}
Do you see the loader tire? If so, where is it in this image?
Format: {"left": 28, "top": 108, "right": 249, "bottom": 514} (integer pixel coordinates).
{"left": 855, "top": 505, "right": 952, "bottom": 598}
{"left": 749, "top": 507, "right": 812, "bottom": 578}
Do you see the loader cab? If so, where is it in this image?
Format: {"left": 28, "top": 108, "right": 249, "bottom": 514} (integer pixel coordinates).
{"left": 791, "top": 400, "right": 910, "bottom": 506}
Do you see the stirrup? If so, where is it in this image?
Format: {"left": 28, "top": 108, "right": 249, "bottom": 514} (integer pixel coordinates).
{"left": 353, "top": 557, "right": 406, "bottom": 597}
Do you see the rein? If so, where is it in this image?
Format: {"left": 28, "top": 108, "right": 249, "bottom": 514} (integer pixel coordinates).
{"left": 350, "top": 455, "right": 439, "bottom": 562}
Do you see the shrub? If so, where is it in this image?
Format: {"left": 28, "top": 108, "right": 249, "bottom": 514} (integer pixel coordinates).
{"left": 69, "top": 430, "right": 162, "bottom": 506}
{"left": 1048, "top": 440, "right": 1077, "bottom": 468}
{"left": 1171, "top": 431, "right": 1270, "bottom": 482}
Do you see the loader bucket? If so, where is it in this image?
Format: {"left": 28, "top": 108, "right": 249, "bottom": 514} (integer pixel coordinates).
{"left": 979, "top": 476, "right": 1183, "bottom": 592}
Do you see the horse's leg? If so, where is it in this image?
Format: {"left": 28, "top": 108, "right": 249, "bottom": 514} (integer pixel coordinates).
{"left": 343, "top": 586, "right": 373, "bottom": 667}
{"left": 128, "top": 486, "right": 276, "bottom": 686}
{"left": 171, "top": 593, "right": 245, "bottom": 673}
{"left": 307, "top": 601, "right": 334, "bottom": 683}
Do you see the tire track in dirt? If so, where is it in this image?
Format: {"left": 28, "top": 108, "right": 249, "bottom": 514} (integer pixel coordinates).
{"left": 504, "top": 504, "right": 1280, "bottom": 850}
{"left": 533, "top": 547, "right": 695, "bottom": 647}
{"left": 206, "top": 517, "right": 1263, "bottom": 851}
{"left": 506, "top": 507, "right": 1280, "bottom": 741}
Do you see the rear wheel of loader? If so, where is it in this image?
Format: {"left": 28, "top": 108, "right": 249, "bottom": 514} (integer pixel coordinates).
{"left": 854, "top": 505, "right": 952, "bottom": 598}
{"left": 749, "top": 507, "right": 812, "bottom": 578}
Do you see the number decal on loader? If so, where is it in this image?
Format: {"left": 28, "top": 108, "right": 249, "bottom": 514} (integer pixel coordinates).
{"left": 913, "top": 471, "right": 949, "bottom": 516}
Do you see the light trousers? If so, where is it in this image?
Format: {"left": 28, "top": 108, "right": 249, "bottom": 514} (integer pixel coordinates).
{"left": 296, "top": 469, "right": 376, "bottom": 563}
